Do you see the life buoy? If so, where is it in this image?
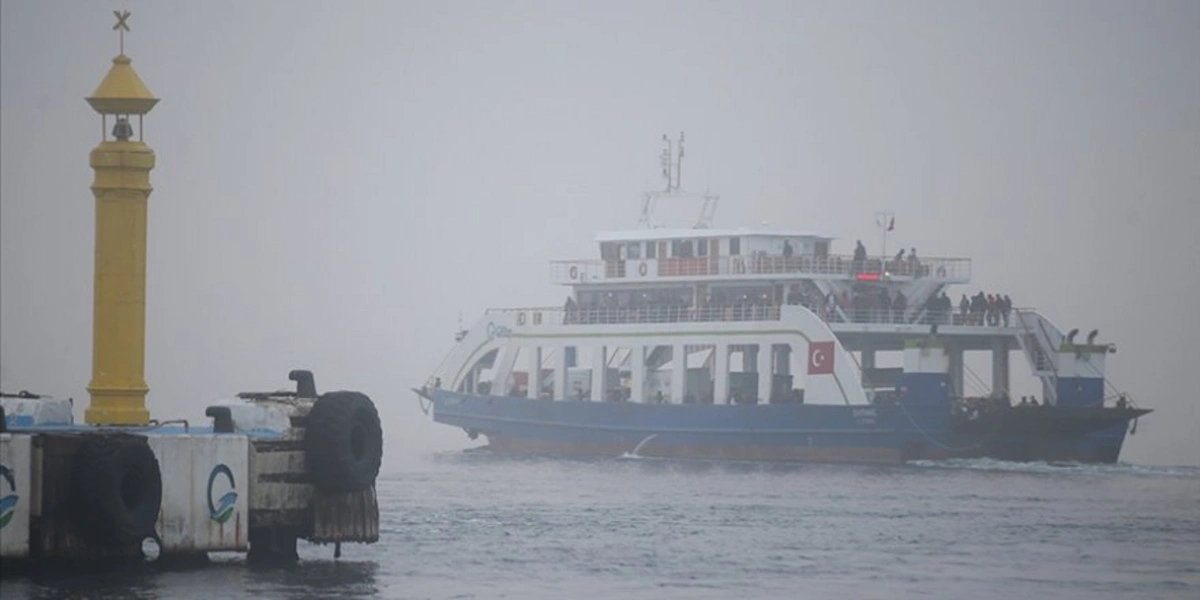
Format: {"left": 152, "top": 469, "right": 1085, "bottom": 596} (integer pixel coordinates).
{"left": 733, "top": 258, "right": 746, "bottom": 274}
{"left": 638, "top": 261, "right": 648, "bottom": 276}
{"left": 305, "top": 391, "right": 383, "bottom": 494}
{"left": 73, "top": 434, "right": 163, "bottom": 545}
{"left": 517, "top": 312, "right": 527, "bottom": 325}
{"left": 569, "top": 265, "right": 579, "bottom": 280}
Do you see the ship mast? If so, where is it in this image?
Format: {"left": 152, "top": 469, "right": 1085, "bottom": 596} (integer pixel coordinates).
{"left": 637, "top": 132, "right": 718, "bottom": 229}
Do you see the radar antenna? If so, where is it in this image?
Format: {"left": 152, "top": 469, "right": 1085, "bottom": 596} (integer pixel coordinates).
{"left": 637, "top": 132, "right": 718, "bottom": 229}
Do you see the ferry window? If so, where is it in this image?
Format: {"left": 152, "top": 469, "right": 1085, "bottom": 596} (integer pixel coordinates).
{"left": 697, "top": 239, "right": 709, "bottom": 256}
{"left": 814, "top": 241, "right": 828, "bottom": 257}
{"left": 601, "top": 243, "right": 619, "bottom": 261}
{"left": 672, "top": 240, "right": 694, "bottom": 257}
{"left": 627, "top": 242, "right": 641, "bottom": 259}
{"left": 730, "top": 237, "right": 741, "bottom": 255}
{"left": 646, "top": 242, "right": 657, "bottom": 259}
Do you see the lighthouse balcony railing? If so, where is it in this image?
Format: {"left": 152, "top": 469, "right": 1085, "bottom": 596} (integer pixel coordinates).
{"left": 549, "top": 254, "right": 971, "bottom": 284}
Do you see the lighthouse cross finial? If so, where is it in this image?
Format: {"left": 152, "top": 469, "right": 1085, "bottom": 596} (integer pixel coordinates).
{"left": 112, "top": 10, "right": 131, "bottom": 54}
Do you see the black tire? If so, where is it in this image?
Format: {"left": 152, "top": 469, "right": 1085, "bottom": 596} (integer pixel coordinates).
{"left": 305, "top": 391, "right": 383, "bottom": 493}
{"left": 73, "top": 435, "right": 163, "bottom": 546}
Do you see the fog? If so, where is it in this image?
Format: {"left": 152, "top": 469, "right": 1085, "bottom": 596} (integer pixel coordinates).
{"left": 2, "top": 1, "right": 1197, "bottom": 470}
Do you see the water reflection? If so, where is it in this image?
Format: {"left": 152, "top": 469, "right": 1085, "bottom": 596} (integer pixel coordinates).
{"left": 0, "top": 558, "right": 379, "bottom": 600}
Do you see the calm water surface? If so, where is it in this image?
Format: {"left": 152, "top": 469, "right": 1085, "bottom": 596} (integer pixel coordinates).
{"left": 3, "top": 454, "right": 1198, "bottom": 599}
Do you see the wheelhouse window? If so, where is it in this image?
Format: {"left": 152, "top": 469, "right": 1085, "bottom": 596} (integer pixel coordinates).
{"left": 645, "top": 241, "right": 657, "bottom": 259}
{"left": 671, "top": 240, "right": 694, "bottom": 258}
{"left": 729, "top": 237, "right": 741, "bottom": 255}
{"left": 627, "top": 242, "right": 641, "bottom": 260}
{"left": 601, "top": 242, "right": 619, "bottom": 261}
{"left": 697, "top": 239, "right": 709, "bottom": 256}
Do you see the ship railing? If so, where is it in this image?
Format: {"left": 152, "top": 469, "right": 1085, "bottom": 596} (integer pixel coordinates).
{"left": 820, "top": 305, "right": 1032, "bottom": 328}
{"left": 487, "top": 304, "right": 1030, "bottom": 329}
{"left": 549, "top": 254, "right": 971, "bottom": 284}
{"left": 487, "top": 304, "right": 783, "bottom": 326}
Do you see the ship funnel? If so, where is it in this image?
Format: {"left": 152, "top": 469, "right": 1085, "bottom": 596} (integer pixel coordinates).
{"left": 1066, "top": 328, "right": 1078, "bottom": 345}
{"left": 1087, "top": 329, "right": 1099, "bottom": 345}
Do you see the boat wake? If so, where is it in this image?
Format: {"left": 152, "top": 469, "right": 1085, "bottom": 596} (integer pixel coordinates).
{"left": 618, "top": 434, "right": 659, "bottom": 460}
{"left": 908, "top": 457, "right": 1199, "bottom": 478}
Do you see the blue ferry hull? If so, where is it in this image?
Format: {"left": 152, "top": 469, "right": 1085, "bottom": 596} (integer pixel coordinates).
{"left": 432, "top": 391, "right": 953, "bottom": 464}
{"left": 430, "top": 391, "right": 1143, "bottom": 464}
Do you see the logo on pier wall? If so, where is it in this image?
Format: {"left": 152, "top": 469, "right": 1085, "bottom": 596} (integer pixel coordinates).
{"left": 206, "top": 463, "right": 237, "bottom": 524}
{"left": 808, "top": 341, "right": 835, "bottom": 375}
{"left": 0, "top": 465, "right": 16, "bottom": 530}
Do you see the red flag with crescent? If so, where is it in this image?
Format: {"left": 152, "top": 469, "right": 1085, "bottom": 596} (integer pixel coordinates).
{"left": 808, "top": 341, "right": 835, "bottom": 375}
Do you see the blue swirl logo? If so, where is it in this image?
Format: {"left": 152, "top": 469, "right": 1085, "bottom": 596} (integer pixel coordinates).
{"left": 206, "top": 464, "right": 237, "bottom": 524}
{"left": 0, "top": 465, "right": 16, "bottom": 530}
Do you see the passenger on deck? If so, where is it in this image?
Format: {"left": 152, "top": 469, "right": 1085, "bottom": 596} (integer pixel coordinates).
{"left": 854, "top": 240, "right": 867, "bottom": 261}
{"left": 853, "top": 240, "right": 867, "bottom": 275}
{"left": 1029, "top": 395, "right": 1039, "bottom": 407}
{"left": 1001, "top": 294, "right": 1012, "bottom": 327}
{"left": 783, "top": 240, "right": 794, "bottom": 258}
{"left": 959, "top": 295, "right": 969, "bottom": 325}
{"left": 787, "top": 285, "right": 802, "bottom": 305}
{"left": 892, "top": 290, "right": 907, "bottom": 324}
{"left": 564, "top": 295, "right": 577, "bottom": 324}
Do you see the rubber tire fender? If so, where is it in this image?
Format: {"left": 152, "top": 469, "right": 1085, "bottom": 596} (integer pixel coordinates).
{"left": 305, "top": 391, "right": 383, "bottom": 493}
{"left": 73, "top": 434, "right": 163, "bottom": 546}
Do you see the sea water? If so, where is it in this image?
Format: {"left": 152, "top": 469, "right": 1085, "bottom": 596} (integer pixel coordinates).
{"left": 2, "top": 453, "right": 1197, "bottom": 599}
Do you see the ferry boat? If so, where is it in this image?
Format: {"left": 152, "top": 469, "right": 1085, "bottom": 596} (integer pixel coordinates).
{"left": 415, "top": 135, "right": 1149, "bottom": 464}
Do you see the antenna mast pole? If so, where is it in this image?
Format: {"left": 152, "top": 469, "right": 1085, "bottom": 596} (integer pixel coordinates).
{"left": 675, "top": 132, "right": 685, "bottom": 191}
{"left": 640, "top": 132, "right": 716, "bottom": 229}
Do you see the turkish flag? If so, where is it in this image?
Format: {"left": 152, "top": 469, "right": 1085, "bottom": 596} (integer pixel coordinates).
{"left": 808, "top": 341, "right": 835, "bottom": 375}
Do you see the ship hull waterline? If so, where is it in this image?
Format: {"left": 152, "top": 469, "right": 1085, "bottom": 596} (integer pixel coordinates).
{"left": 428, "top": 391, "right": 1145, "bottom": 465}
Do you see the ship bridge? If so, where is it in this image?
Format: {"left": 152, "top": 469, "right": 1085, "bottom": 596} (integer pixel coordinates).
{"left": 550, "top": 227, "right": 971, "bottom": 286}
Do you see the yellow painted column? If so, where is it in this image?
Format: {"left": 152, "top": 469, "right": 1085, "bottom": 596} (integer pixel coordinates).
{"left": 83, "top": 49, "right": 159, "bottom": 425}
{"left": 85, "top": 140, "right": 154, "bottom": 425}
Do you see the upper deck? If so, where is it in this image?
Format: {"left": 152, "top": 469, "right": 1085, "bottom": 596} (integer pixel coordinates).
{"left": 552, "top": 252, "right": 971, "bottom": 286}
{"left": 486, "top": 304, "right": 1025, "bottom": 352}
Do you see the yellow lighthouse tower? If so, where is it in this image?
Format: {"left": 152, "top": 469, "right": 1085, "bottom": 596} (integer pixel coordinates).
{"left": 84, "top": 11, "right": 158, "bottom": 425}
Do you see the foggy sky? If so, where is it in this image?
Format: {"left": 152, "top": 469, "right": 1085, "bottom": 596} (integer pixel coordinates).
{"left": 2, "top": 1, "right": 1197, "bottom": 469}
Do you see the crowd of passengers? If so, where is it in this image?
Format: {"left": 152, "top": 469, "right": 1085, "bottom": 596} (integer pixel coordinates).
{"left": 563, "top": 290, "right": 778, "bottom": 324}
{"left": 959, "top": 291, "right": 1014, "bottom": 326}
{"left": 562, "top": 287, "right": 1014, "bottom": 327}
{"left": 785, "top": 286, "right": 1015, "bottom": 327}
